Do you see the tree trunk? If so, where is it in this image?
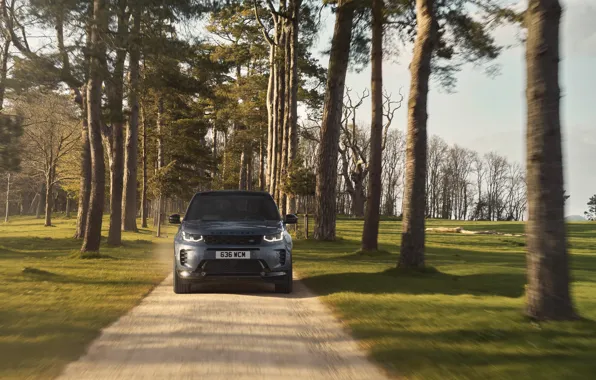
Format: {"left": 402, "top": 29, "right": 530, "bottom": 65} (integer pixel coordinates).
{"left": 0, "top": 38, "right": 10, "bottom": 110}
{"left": 274, "top": 24, "right": 287, "bottom": 207}
{"left": 239, "top": 149, "right": 248, "bottom": 190}
{"left": 285, "top": 0, "right": 301, "bottom": 214}
{"left": 108, "top": 120, "right": 124, "bottom": 245}
{"left": 141, "top": 103, "right": 148, "bottom": 228}
{"left": 74, "top": 7, "right": 93, "bottom": 238}
{"left": 82, "top": 0, "right": 107, "bottom": 252}
{"left": 398, "top": 0, "right": 437, "bottom": 268}
{"left": 314, "top": 0, "right": 355, "bottom": 240}
{"left": 280, "top": 10, "right": 293, "bottom": 214}
{"left": 212, "top": 127, "right": 218, "bottom": 188}
{"left": 259, "top": 132, "right": 266, "bottom": 191}
{"left": 4, "top": 173, "right": 9, "bottom": 223}
{"left": 74, "top": 105, "right": 91, "bottom": 238}
{"left": 266, "top": 43, "right": 275, "bottom": 191}
{"left": 122, "top": 4, "right": 141, "bottom": 232}
{"left": 44, "top": 168, "right": 53, "bottom": 227}
{"left": 221, "top": 131, "right": 228, "bottom": 187}
{"left": 525, "top": 0, "right": 576, "bottom": 320}
{"left": 362, "top": 0, "right": 384, "bottom": 251}
{"left": 351, "top": 165, "right": 367, "bottom": 217}
{"left": 352, "top": 188, "right": 365, "bottom": 217}
{"left": 65, "top": 196, "right": 71, "bottom": 218}
{"left": 156, "top": 197, "right": 163, "bottom": 237}
{"left": 246, "top": 146, "right": 253, "bottom": 191}
{"left": 106, "top": 1, "right": 127, "bottom": 246}
{"left": 37, "top": 184, "right": 45, "bottom": 219}
{"left": 155, "top": 98, "right": 164, "bottom": 237}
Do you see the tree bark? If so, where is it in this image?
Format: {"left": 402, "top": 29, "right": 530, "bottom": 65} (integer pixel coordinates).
{"left": 398, "top": 0, "right": 437, "bottom": 268}
{"left": 362, "top": 0, "right": 383, "bottom": 251}
{"left": 314, "top": 0, "right": 355, "bottom": 240}
{"left": 525, "top": 0, "right": 576, "bottom": 320}
{"left": 82, "top": 0, "right": 107, "bottom": 252}
{"left": 122, "top": 3, "right": 141, "bottom": 232}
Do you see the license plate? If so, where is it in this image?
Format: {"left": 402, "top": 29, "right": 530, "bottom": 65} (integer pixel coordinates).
{"left": 215, "top": 251, "right": 251, "bottom": 259}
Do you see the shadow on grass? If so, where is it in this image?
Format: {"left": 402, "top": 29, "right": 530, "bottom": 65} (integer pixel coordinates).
{"left": 21, "top": 266, "right": 63, "bottom": 277}
{"left": 0, "top": 237, "right": 82, "bottom": 259}
{"left": 0, "top": 235, "right": 153, "bottom": 259}
{"left": 302, "top": 238, "right": 596, "bottom": 269}
{"left": 360, "top": 315, "right": 596, "bottom": 379}
{"left": 296, "top": 236, "right": 596, "bottom": 299}
{"left": 69, "top": 251, "right": 118, "bottom": 260}
{"left": 302, "top": 269, "right": 527, "bottom": 298}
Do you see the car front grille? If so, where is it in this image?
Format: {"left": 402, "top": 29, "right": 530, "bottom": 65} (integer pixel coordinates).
{"left": 203, "top": 234, "right": 263, "bottom": 245}
{"left": 202, "top": 259, "right": 264, "bottom": 275}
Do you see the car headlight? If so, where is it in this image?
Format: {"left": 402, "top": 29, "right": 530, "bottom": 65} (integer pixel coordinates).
{"left": 182, "top": 231, "right": 203, "bottom": 242}
{"left": 263, "top": 232, "right": 283, "bottom": 242}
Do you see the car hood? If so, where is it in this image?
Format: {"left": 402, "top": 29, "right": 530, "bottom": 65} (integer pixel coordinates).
{"left": 181, "top": 220, "right": 283, "bottom": 235}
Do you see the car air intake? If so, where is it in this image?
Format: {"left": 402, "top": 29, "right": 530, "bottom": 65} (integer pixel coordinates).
{"left": 180, "top": 250, "right": 188, "bottom": 267}
{"left": 203, "top": 235, "right": 263, "bottom": 245}
{"left": 278, "top": 250, "right": 286, "bottom": 265}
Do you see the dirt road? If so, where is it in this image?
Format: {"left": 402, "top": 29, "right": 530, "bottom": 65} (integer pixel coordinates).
{"left": 57, "top": 275, "right": 392, "bottom": 380}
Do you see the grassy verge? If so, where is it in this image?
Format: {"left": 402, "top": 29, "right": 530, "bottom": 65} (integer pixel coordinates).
{"left": 293, "top": 219, "right": 596, "bottom": 380}
{"left": 0, "top": 216, "right": 171, "bottom": 379}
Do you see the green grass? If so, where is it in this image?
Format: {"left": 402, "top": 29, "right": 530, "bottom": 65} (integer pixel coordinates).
{"left": 3, "top": 215, "right": 595, "bottom": 379}
{"left": 0, "top": 215, "right": 172, "bottom": 380}
{"left": 293, "top": 219, "right": 596, "bottom": 380}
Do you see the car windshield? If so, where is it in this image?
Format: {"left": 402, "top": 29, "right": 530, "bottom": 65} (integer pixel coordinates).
{"left": 184, "top": 193, "right": 281, "bottom": 222}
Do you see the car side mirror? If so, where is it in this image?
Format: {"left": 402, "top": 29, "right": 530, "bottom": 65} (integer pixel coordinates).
{"left": 284, "top": 214, "right": 298, "bottom": 224}
{"left": 169, "top": 214, "right": 181, "bottom": 224}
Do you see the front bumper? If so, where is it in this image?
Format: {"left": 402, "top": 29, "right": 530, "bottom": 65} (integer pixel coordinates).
{"left": 174, "top": 241, "right": 291, "bottom": 283}
{"left": 176, "top": 269, "right": 289, "bottom": 284}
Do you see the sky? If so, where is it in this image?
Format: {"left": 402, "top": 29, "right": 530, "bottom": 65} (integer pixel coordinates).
{"left": 310, "top": 0, "right": 596, "bottom": 217}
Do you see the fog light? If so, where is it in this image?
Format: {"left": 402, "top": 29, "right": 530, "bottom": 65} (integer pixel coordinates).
{"left": 180, "top": 271, "right": 191, "bottom": 277}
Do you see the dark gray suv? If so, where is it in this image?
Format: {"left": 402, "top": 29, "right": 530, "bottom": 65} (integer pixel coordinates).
{"left": 169, "top": 191, "right": 297, "bottom": 294}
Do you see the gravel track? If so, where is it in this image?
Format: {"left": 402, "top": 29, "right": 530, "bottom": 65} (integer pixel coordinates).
{"left": 57, "top": 274, "right": 392, "bottom": 380}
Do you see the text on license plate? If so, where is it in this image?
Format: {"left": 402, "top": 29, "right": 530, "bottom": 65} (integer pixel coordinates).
{"left": 216, "top": 251, "right": 251, "bottom": 259}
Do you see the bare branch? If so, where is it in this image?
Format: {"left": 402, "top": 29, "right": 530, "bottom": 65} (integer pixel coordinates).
{"left": 381, "top": 87, "right": 404, "bottom": 151}
{"left": 253, "top": 0, "right": 275, "bottom": 46}
{"left": 266, "top": 0, "right": 288, "bottom": 19}
{"left": 1, "top": 1, "right": 83, "bottom": 90}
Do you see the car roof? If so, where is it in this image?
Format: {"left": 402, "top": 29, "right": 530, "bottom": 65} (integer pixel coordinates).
{"left": 193, "top": 190, "right": 273, "bottom": 197}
